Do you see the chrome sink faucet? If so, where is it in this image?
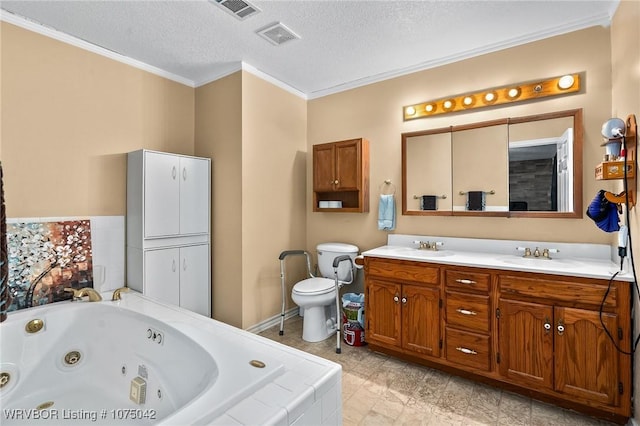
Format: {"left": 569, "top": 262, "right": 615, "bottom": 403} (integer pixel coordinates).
{"left": 516, "top": 246, "right": 559, "bottom": 259}
{"left": 413, "top": 240, "right": 431, "bottom": 250}
{"left": 413, "top": 240, "right": 443, "bottom": 251}
{"left": 64, "top": 287, "right": 103, "bottom": 302}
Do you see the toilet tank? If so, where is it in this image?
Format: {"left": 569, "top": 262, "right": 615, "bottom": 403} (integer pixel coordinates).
{"left": 317, "top": 243, "right": 359, "bottom": 280}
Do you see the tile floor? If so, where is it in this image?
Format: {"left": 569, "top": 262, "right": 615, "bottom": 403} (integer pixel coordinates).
{"left": 258, "top": 316, "right": 621, "bottom": 426}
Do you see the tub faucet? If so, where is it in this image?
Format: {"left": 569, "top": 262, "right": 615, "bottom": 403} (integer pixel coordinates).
{"left": 111, "top": 287, "right": 129, "bottom": 301}
{"left": 64, "top": 287, "right": 103, "bottom": 302}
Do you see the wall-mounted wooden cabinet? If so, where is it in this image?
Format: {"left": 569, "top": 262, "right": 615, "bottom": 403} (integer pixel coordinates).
{"left": 364, "top": 256, "right": 631, "bottom": 423}
{"left": 313, "top": 138, "right": 369, "bottom": 212}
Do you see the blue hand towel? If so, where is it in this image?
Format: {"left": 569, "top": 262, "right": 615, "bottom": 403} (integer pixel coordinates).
{"left": 378, "top": 194, "right": 396, "bottom": 231}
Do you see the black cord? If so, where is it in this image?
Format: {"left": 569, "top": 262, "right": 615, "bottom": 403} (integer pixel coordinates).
{"left": 599, "top": 143, "right": 640, "bottom": 354}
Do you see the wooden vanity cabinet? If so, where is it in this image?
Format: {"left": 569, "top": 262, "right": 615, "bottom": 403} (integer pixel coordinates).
{"left": 497, "top": 274, "right": 630, "bottom": 415}
{"left": 364, "top": 256, "right": 631, "bottom": 422}
{"left": 365, "top": 258, "right": 441, "bottom": 357}
{"left": 444, "top": 267, "right": 492, "bottom": 372}
{"left": 313, "top": 138, "right": 370, "bottom": 212}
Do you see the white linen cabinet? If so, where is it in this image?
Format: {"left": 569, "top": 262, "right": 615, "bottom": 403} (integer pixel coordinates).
{"left": 127, "top": 150, "right": 211, "bottom": 317}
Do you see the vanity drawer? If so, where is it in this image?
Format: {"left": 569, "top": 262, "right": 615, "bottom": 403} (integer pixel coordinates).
{"left": 446, "top": 291, "right": 490, "bottom": 333}
{"left": 366, "top": 258, "right": 439, "bottom": 285}
{"left": 445, "top": 269, "right": 491, "bottom": 293}
{"left": 445, "top": 328, "right": 491, "bottom": 371}
{"left": 498, "top": 275, "right": 618, "bottom": 309}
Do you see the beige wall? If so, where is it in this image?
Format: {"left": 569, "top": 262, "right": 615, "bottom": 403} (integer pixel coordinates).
{"left": 307, "top": 26, "right": 615, "bottom": 255}
{"left": 240, "top": 71, "right": 307, "bottom": 328}
{"left": 194, "top": 72, "right": 243, "bottom": 327}
{"left": 1, "top": 22, "right": 195, "bottom": 217}
{"left": 2, "top": 12, "right": 636, "bottom": 336}
{"left": 610, "top": 0, "right": 640, "bottom": 422}
{"left": 195, "top": 71, "right": 307, "bottom": 328}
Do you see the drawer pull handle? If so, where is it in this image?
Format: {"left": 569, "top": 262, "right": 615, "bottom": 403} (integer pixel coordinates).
{"left": 456, "top": 308, "right": 477, "bottom": 316}
{"left": 456, "top": 347, "right": 478, "bottom": 355}
{"left": 455, "top": 279, "right": 477, "bottom": 285}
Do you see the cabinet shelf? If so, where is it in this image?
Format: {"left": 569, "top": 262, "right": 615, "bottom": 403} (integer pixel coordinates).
{"left": 594, "top": 114, "right": 637, "bottom": 209}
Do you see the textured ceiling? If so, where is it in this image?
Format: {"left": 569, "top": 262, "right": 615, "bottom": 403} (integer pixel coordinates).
{"left": 0, "top": 0, "right": 619, "bottom": 99}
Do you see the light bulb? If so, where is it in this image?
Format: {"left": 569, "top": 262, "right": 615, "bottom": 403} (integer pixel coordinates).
{"left": 508, "top": 88, "right": 520, "bottom": 99}
{"left": 425, "top": 104, "right": 434, "bottom": 112}
{"left": 443, "top": 100, "right": 453, "bottom": 109}
{"left": 558, "top": 75, "right": 575, "bottom": 90}
{"left": 463, "top": 96, "right": 473, "bottom": 106}
{"left": 484, "top": 92, "right": 495, "bottom": 102}
{"left": 406, "top": 106, "right": 416, "bottom": 116}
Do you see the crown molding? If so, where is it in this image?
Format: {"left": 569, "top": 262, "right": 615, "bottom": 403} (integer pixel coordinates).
{"left": 239, "top": 63, "right": 307, "bottom": 100}
{"left": 0, "top": 10, "right": 195, "bottom": 87}
{"left": 2, "top": 7, "right": 614, "bottom": 101}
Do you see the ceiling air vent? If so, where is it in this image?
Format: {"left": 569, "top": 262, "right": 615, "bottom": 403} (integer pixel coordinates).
{"left": 256, "top": 22, "right": 300, "bottom": 46}
{"left": 212, "top": 0, "right": 260, "bottom": 20}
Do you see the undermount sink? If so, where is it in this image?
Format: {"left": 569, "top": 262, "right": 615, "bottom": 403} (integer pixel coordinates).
{"left": 499, "top": 255, "right": 577, "bottom": 269}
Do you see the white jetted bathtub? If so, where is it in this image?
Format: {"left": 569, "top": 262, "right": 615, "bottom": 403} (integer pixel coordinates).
{"left": 0, "top": 292, "right": 342, "bottom": 425}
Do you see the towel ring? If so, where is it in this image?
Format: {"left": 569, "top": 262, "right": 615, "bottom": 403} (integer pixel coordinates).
{"left": 379, "top": 179, "right": 396, "bottom": 195}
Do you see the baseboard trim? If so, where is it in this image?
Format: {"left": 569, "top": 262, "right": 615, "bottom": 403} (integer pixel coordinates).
{"left": 246, "top": 307, "right": 300, "bottom": 334}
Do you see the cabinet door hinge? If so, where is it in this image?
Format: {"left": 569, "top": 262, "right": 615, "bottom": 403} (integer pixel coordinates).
{"left": 619, "top": 382, "right": 624, "bottom": 394}
{"left": 439, "top": 298, "right": 443, "bottom": 309}
{"left": 439, "top": 339, "right": 443, "bottom": 349}
{"left": 618, "top": 327, "right": 623, "bottom": 340}
{"left": 496, "top": 353, "right": 500, "bottom": 364}
{"left": 496, "top": 308, "right": 501, "bottom": 319}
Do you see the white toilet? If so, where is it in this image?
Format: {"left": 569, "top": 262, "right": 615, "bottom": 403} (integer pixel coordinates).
{"left": 291, "top": 242, "right": 359, "bottom": 342}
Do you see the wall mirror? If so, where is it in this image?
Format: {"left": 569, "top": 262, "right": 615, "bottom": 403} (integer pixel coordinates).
{"left": 402, "top": 109, "right": 583, "bottom": 218}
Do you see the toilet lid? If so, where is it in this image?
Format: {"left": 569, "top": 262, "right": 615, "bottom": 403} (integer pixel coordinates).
{"left": 293, "top": 277, "right": 335, "bottom": 296}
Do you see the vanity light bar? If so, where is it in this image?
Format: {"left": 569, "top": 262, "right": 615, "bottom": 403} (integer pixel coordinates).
{"left": 403, "top": 73, "right": 581, "bottom": 121}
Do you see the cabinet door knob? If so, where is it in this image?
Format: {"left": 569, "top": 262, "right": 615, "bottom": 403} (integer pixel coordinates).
{"left": 456, "top": 308, "right": 477, "bottom": 316}
{"left": 455, "top": 279, "right": 477, "bottom": 285}
{"left": 557, "top": 321, "right": 565, "bottom": 335}
{"left": 393, "top": 295, "right": 399, "bottom": 303}
{"left": 172, "top": 166, "right": 177, "bottom": 180}
{"left": 401, "top": 297, "right": 407, "bottom": 304}
{"left": 334, "top": 180, "right": 339, "bottom": 185}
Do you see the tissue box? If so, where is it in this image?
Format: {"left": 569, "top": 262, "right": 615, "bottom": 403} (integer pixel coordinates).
{"left": 319, "top": 201, "right": 342, "bottom": 208}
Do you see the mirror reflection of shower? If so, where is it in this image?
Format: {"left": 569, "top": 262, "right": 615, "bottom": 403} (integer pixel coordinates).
{"left": 508, "top": 127, "right": 573, "bottom": 212}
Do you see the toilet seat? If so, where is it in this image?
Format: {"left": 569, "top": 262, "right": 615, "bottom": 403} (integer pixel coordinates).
{"left": 292, "top": 277, "right": 335, "bottom": 296}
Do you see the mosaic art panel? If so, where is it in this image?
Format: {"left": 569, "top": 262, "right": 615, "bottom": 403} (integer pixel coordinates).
{"left": 7, "top": 220, "right": 93, "bottom": 311}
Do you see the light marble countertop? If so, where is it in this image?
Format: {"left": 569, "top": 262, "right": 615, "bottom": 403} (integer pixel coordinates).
{"left": 362, "top": 234, "right": 634, "bottom": 282}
